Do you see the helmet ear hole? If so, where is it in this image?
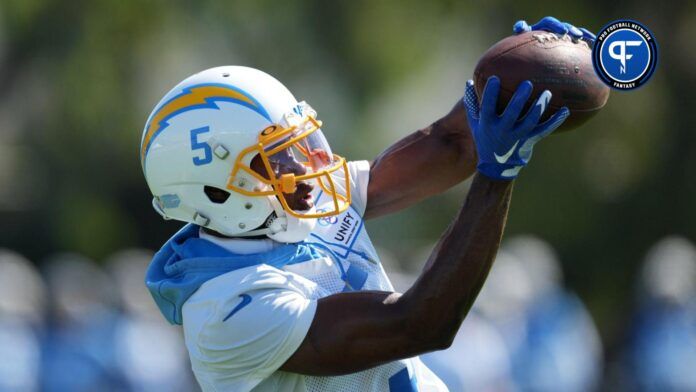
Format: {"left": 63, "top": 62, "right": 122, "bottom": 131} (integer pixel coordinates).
{"left": 204, "top": 186, "right": 231, "bottom": 204}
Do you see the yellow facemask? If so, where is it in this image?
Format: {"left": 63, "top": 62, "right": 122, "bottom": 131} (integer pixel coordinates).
{"left": 227, "top": 112, "right": 351, "bottom": 219}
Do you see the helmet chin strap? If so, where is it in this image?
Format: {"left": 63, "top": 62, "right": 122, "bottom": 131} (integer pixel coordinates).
{"left": 229, "top": 226, "right": 272, "bottom": 238}
{"left": 265, "top": 197, "right": 317, "bottom": 243}
{"left": 203, "top": 198, "right": 317, "bottom": 242}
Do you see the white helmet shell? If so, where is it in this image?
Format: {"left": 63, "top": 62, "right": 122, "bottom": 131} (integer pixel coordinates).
{"left": 141, "top": 66, "right": 324, "bottom": 241}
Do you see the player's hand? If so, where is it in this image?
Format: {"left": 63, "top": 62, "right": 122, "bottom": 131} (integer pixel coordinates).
{"left": 513, "top": 16, "right": 596, "bottom": 44}
{"left": 463, "top": 77, "right": 569, "bottom": 180}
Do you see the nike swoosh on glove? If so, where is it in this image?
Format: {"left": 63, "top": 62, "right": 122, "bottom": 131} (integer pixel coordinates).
{"left": 463, "top": 76, "right": 569, "bottom": 180}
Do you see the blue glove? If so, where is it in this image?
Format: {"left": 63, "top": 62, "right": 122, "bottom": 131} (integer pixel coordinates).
{"left": 463, "top": 77, "right": 569, "bottom": 180}
{"left": 513, "top": 16, "right": 596, "bottom": 44}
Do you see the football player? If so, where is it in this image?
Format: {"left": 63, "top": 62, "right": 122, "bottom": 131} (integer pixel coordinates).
{"left": 143, "top": 17, "right": 593, "bottom": 392}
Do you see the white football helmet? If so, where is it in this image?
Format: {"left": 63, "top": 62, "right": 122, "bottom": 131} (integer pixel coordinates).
{"left": 141, "top": 66, "right": 351, "bottom": 242}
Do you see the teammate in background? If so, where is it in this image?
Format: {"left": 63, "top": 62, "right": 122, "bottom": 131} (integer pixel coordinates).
{"left": 625, "top": 237, "right": 696, "bottom": 391}
{"left": 0, "top": 250, "right": 44, "bottom": 391}
{"left": 493, "top": 237, "right": 603, "bottom": 391}
{"left": 142, "top": 17, "right": 594, "bottom": 392}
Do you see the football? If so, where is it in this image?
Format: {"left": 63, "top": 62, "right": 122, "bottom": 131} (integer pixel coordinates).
{"left": 474, "top": 31, "right": 610, "bottom": 132}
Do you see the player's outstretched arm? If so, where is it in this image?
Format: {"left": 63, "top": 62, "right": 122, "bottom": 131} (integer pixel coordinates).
{"left": 282, "top": 173, "right": 512, "bottom": 376}
{"left": 363, "top": 16, "right": 587, "bottom": 220}
{"left": 364, "top": 99, "right": 477, "bottom": 220}
{"left": 281, "top": 78, "right": 568, "bottom": 376}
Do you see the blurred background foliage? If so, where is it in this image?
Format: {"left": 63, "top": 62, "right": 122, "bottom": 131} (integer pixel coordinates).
{"left": 0, "top": 0, "right": 694, "bottom": 372}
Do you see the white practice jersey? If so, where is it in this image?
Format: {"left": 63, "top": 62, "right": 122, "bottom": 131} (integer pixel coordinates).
{"left": 181, "top": 161, "right": 448, "bottom": 392}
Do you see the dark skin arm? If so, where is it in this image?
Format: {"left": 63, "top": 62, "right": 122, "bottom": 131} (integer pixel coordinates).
{"left": 364, "top": 100, "right": 477, "bottom": 220}
{"left": 281, "top": 174, "right": 513, "bottom": 375}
